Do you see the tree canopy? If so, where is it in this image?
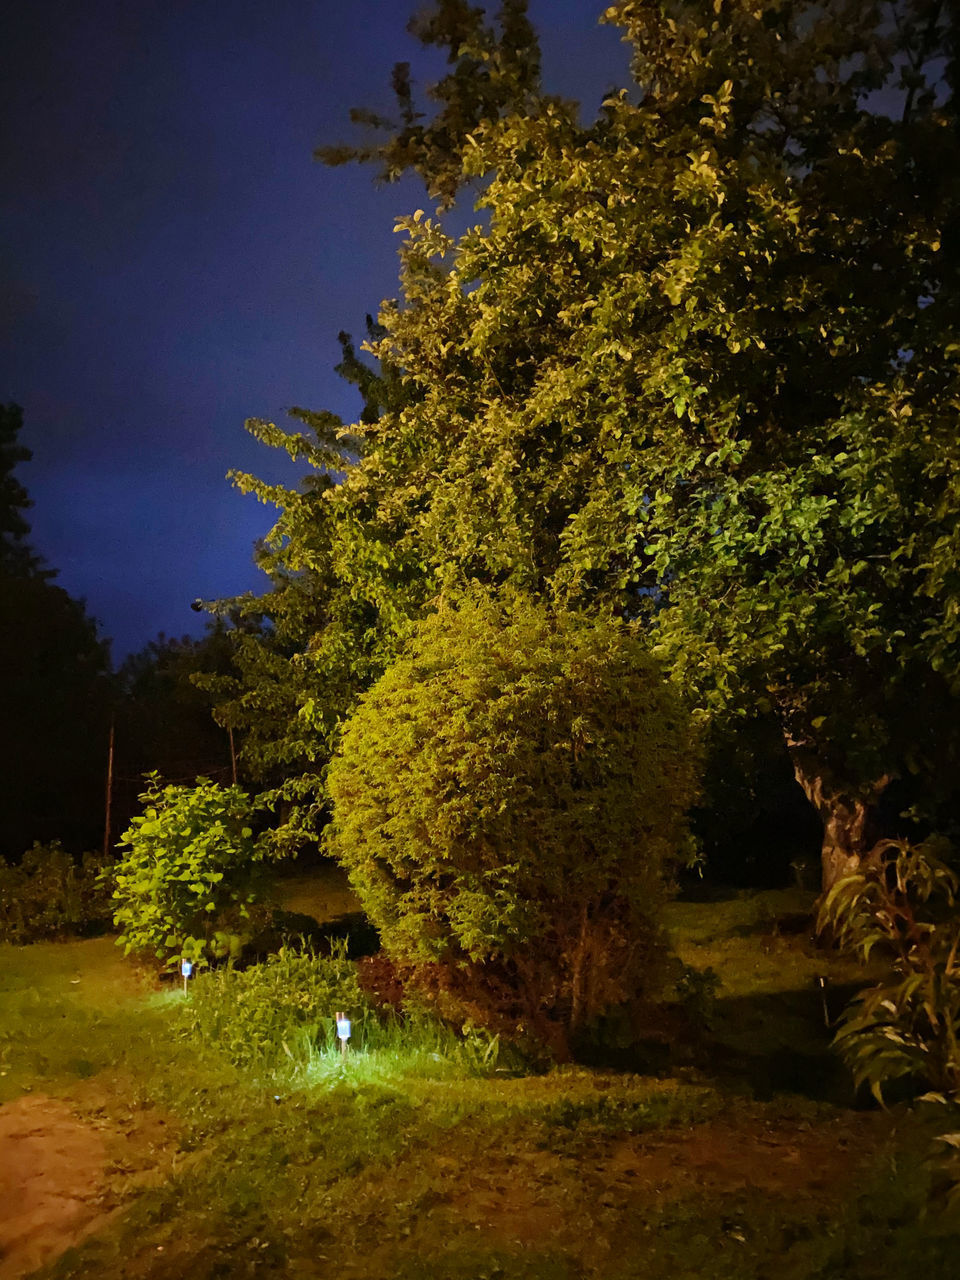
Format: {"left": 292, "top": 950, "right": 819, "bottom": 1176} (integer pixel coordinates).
{"left": 1, "top": 403, "right": 49, "bottom": 578}
{"left": 222, "top": 0, "right": 960, "bottom": 883}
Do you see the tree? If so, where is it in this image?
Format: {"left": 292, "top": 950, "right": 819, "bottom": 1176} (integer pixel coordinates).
{"left": 118, "top": 631, "right": 237, "bottom": 769}
{"left": 227, "top": 0, "right": 959, "bottom": 886}
{"left": 0, "top": 404, "right": 113, "bottom": 858}
{"left": 0, "top": 402, "right": 47, "bottom": 577}
{"left": 325, "top": 594, "right": 700, "bottom": 1058}
{"left": 204, "top": 324, "right": 419, "bottom": 851}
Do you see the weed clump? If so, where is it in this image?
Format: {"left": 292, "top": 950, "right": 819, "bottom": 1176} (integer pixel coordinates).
{"left": 182, "top": 945, "right": 369, "bottom": 1071}
{"left": 181, "top": 943, "right": 519, "bottom": 1083}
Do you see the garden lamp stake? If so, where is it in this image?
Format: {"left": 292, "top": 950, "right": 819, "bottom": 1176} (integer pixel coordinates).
{"left": 336, "top": 1011, "right": 351, "bottom": 1059}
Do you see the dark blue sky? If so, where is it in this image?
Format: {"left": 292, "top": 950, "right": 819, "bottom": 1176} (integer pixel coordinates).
{"left": 2, "top": 0, "right": 629, "bottom": 661}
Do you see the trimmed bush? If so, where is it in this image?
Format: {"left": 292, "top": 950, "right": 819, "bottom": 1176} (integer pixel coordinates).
{"left": 325, "top": 593, "right": 701, "bottom": 1059}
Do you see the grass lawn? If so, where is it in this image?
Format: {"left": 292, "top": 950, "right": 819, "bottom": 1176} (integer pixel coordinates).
{"left": 1, "top": 873, "right": 957, "bottom": 1280}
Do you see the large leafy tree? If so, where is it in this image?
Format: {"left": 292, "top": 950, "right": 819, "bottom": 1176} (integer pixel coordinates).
{"left": 202, "top": 324, "right": 415, "bottom": 849}
{"left": 227, "top": 0, "right": 960, "bottom": 884}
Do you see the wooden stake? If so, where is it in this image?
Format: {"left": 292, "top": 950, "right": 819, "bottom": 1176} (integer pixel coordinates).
{"left": 228, "top": 724, "right": 237, "bottom": 786}
{"left": 103, "top": 718, "right": 115, "bottom": 858}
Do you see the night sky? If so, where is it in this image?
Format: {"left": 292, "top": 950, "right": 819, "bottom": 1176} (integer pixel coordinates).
{"left": 1, "top": 0, "right": 630, "bottom": 661}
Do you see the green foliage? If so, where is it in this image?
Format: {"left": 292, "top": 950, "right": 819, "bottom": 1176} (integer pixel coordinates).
{"left": 0, "top": 842, "right": 112, "bottom": 943}
{"left": 181, "top": 943, "right": 514, "bottom": 1081}
{"left": 674, "top": 962, "right": 723, "bottom": 1034}
{"left": 821, "top": 839, "right": 960, "bottom": 1213}
{"left": 220, "top": 0, "right": 960, "bottom": 887}
{"left": 326, "top": 593, "right": 701, "bottom": 1057}
{"left": 111, "top": 774, "right": 272, "bottom": 969}
{"left": 182, "top": 944, "right": 370, "bottom": 1071}
{"left": 315, "top": 0, "right": 543, "bottom": 206}
{"left": 819, "top": 839, "right": 960, "bottom": 1102}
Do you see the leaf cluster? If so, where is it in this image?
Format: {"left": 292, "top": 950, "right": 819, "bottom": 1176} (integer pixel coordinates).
{"left": 110, "top": 774, "right": 273, "bottom": 969}
{"left": 820, "top": 837, "right": 960, "bottom": 1213}
{"left": 819, "top": 838, "right": 960, "bottom": 1101}
{"left": 0, "top": 842, "right": 112, "bottom": 944}
{"left": 316, "top": 0, "right": 544, "bottom": 206}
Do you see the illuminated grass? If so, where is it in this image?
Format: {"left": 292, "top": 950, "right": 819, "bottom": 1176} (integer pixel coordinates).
{"left": 4, "top": 885, "right": 959, "bottom": 1279}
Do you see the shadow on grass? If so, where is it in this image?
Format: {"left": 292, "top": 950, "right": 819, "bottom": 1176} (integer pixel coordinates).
{"left": 574, "top": 982, "right": 869, "bottom": 1105}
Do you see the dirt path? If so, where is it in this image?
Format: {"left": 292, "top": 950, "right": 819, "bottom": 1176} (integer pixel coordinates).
{"left": 0, "top": 1091, "right": 181, "bottom": 1280}
{"left": 0, "top": 1094, "right": 111, "bottom": 1279}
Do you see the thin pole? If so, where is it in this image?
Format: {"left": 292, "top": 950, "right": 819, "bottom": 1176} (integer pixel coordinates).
{"left": 228, "top": 724, "right": 237, "bottom": 786}
{"left": 103, "top": 718, "right": 115, "bottom": 857}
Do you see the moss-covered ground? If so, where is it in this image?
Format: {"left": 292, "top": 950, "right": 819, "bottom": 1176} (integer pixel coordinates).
{"left": 1, "top": 878, "right": 957, "bottom": 1279}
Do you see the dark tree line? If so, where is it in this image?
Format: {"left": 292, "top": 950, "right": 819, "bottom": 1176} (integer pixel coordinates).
{"left": 0, "top": 404, "right": 237, "bottom": 860}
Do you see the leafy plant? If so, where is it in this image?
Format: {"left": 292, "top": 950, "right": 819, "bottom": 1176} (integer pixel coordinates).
{"left": 326, "top": 592, "right": 701, "bottom": 1059}
{"left": 675, "top": 963, "right": 723, "bottom": 1034}
{"left": 819, "top": 839, "right": 960, "bottom": 1102}
{"left": 182, "top": 943, "right": 371, "bottom": 1071}
{"left": 111, "top": 774, "right": 272, "bottom": 969}
{"left": 820, "top": 839, "right": 960, "bottom": 1214}
{"left": 0, "top": 842, "right": 112, "bottom": 943}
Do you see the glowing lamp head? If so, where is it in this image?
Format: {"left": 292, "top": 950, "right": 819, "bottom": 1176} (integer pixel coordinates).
{"left": 336, "top": 1016, "right": 351, "bottom": 1041}
{"left": 181, "top": 959, "right": 193, "bottom": 978}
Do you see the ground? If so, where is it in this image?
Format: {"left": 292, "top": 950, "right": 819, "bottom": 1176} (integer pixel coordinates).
{"left": 1, "top": 873, "right": 957, "bottom": 1279}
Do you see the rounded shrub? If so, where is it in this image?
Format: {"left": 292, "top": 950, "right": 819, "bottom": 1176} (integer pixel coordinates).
{"left": 325, "top": 593, "right": 701, "bottom": 1058}
{"left": 111, "top": 774, "right": 271, "bottom": 969}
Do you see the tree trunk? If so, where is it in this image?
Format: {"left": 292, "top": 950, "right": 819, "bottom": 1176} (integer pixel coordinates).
{"left": 569, "top": 903, "right": 590, "bottom": 1036}
{"left": 787, "top": 747, "right": 890, "bottom": 893}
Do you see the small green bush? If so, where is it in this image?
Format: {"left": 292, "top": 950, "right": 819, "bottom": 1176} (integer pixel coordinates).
{"left": 675, "top": 962, "right": 722, "bottom": 1034}
{"left": 182, "top": 945, "right": 371, "bottom": 1071}
{"left": 181, "top": 944, "right": 513, "bottom": 1079}
{"left": 326, "top": 592, "right": 702, "bottom": 1059}
{"left": 111, "top": 774, "right": 272, "bottom": 969}
{"left": 0, "top": 842, "right": 112, "bottom": 943}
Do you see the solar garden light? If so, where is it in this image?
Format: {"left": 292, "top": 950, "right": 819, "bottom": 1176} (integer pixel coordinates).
{"left": 181, "top": 957, "right": 193, "bottom": 996}
{"left": 335, "top": 1010, "right": 351, "bottom": 1058}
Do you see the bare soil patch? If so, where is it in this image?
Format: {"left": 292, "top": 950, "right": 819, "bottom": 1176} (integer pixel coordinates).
{"left": 0, "top": 1094, "right": 109, "bottom": 1280}
{"left": 0, "top": 1091, "right": 180, "bottom": 1280}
